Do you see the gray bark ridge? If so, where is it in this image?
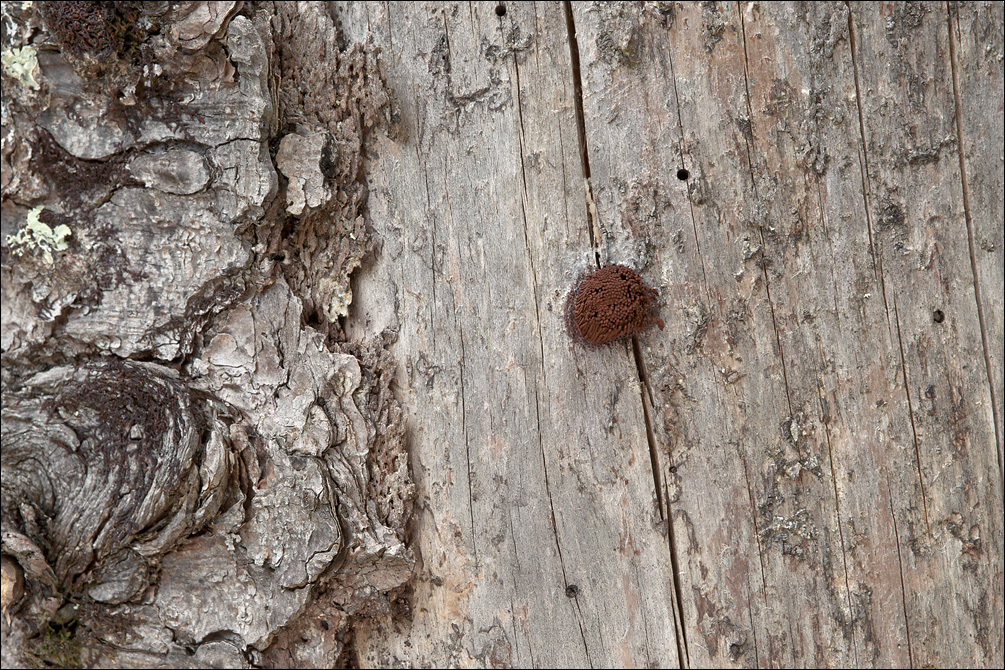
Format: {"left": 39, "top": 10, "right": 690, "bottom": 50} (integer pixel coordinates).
{"left": 1, "top": 2, "right": 410, "bottom": 667}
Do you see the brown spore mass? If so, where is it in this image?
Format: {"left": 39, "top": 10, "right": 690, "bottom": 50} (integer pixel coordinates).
{"left": 567, "top": 264, "right": 665, "bottom": 345}
{"left": 39, "top": 1, "right": 118, "bottom": 57}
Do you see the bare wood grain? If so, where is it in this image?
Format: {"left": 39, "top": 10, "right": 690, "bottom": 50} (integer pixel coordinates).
{"left": 342, "top": 3, "right": 680, "bottom": 666}
{"left": 9, "top": 1, "right": 998, "bottom": 668}
{"left": 575, "top": 2, "right": 864, "bottom": 666}
{"left": 568, "top": 1, "right": 1003, "bottom": 667}
{"left": 949, "top": 0, "right": 1004, "bottom": 482}
{"left": 327, "top": 2, "right": 1002, "bottom": 668}
{"left": 848, "top": 2, "right": 1003, "bottom": 665}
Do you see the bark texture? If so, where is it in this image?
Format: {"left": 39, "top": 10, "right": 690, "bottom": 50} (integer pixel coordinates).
{"left": 1, "top": 1, "right": 1002, "bottom": 669}
{"left": 2, "top": 2, "right": 410, "bottom": 667}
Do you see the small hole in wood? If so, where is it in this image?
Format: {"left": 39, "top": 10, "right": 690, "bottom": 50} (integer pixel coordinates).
{"left": 495, "top": 3, "right": 506, "bottom": 16}
{"left": 565, "top": 584, "right": 580, "bottom": 598}
{"left": 933, "top": 309, "right": 945, "bottom": 323}
{"left": 677, "top": 168, "right": 689, "bottom": 181}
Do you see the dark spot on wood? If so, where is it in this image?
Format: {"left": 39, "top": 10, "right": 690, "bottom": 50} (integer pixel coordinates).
{"left": 565, "top": 584, "right": 580, "bottom": 597}
{"left": 495, "top": 4, "right": 507, "bottom": 17}
{"left": 677, "top": 168, "right": 690, "bottom": 180}
{"left": 933, "top": 309, "right": 945, "bottom": 323}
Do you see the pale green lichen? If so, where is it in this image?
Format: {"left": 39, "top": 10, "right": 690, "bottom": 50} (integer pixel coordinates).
{"left": 1, "top": 45, "right": 40, "bottom": 91}
{"left": 6, "top": 206, "right": 72, "bottom": 265}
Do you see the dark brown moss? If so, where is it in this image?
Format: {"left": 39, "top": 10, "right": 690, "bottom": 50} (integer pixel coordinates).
{"left": 567, "top": 264, "right": 664, "bottom": 345}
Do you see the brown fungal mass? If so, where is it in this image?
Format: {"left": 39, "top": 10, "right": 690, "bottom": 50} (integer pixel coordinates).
{"left": 39, "top": 1, "right": 119, "bottom": 57}
{"left": 568, "top": 264, "right": 665, "bottom": 345}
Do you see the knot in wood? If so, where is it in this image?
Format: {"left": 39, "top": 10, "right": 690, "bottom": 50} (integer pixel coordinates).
{"left": 567, "top": 264, "right": 665, "bottom": 345}
{"left": 1, "top": 360, "right": 233, "bottom": 593}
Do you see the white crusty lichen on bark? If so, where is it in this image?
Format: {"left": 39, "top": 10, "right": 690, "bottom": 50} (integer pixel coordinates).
{"left": 0, "top": 45, "right": 40, "bottom": 90}
{"left": 1, "top": 3, "right": 412, "bottom": 668}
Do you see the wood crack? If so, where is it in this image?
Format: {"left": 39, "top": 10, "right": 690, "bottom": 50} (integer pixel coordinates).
{"left": 815, "top": 347, "right": 859, "bottom": 667}
{"left": 458, "top": 323, "right": 477, "bottom": 563}
{"left": 746, "top": 594, "right": 760, "bottom": 670}
{"left": 632, "top": 336, "right": 664, "bottom": 516}
{"left": 563, "top": 0, "right": 600, "bottom": 267}
{"left": 892, "top": 296, "right": 932, "bottom": 534}
{"left": 736, "top": 7, "right": 861, "bottom": 666}
{"left": 735, "top": 4, "right": 793, "bottom": 415}
{"left": 945, "top": 0, "right": 1004, "bottom": 485}
{"left": 888, "top": 476, "right": 915, "bottom": 668}
{"left": 564, "top": 7, "right": 687, "bottom": 665}
{"left": 665, "top": 23, "right": 712, "bottom": 305}
{"left": 630, "top": 335, "right": 689, "bottom": 668}
{"left": 845, "top": 2, "right": 892, "bottom": 333}
{"left": 738, "top": 446, "right": 770, "bottom": 660}
{"left": 534, "top": 374, "right": 593, "bottom": 666}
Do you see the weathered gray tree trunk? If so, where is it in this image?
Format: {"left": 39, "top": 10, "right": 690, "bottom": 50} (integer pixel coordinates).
{"left": 2, "top": 1, "right": 1002, "bottom": 669}
{"left": 2, "top": 2, "right": 410, "bottom": 667}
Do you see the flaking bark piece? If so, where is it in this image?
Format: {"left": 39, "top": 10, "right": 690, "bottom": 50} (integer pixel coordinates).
{"left": 566, "top": 264, "right": 665, "bottom": 345}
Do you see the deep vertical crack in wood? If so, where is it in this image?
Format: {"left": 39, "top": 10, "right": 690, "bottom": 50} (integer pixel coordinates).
{"left": 888, "top": 476, "right": 916, "bottom": 668}
{"left": 945, "top": 0, "right": 1004, "bottom": 486}
{"left": 845, "top": 2, "right": 892, "bottom": 333}
{"left": 633, "top": 337, "right": 689, "bottom": 668}
{"left": 892, "top": 296, "right": 933, "bottom": 534}
{"left": 563, "top": 1, "right": 600, "bottom": 268}
{"left": 816, "top": 352, "right": 859, "bottom": 666}
{"left": 736, "top": 5, "right": 859, "bottom": 664}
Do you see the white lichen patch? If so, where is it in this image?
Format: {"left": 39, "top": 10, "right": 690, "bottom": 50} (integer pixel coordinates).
{"left": 6, "top": 206, "right": 72, "bottom": 265}
{"left": 1, "top": 45, "right": 40, "bottom": 91}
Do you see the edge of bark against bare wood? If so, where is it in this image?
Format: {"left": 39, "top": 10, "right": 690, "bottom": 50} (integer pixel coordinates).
{"left": 2, "top": 3, "right": 1004, "bottom": 670}
{"left": 1, "top": 2, "right": 413, "bottom": 667}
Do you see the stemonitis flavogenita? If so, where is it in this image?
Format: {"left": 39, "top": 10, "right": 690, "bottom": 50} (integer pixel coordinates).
{"left": 566, "top": 265, "right": 664, "bottom": 345}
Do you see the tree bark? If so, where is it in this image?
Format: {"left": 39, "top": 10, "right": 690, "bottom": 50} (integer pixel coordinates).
{"left": 2, "top": 2, "right": 410, "bottom": 668}
{"left": 2, "top": 2, "right": 1002, "bottom": 669}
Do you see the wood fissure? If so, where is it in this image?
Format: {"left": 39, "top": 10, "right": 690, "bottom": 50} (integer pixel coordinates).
{"left": 533, "top": 380, "right": 591, "bottom": 666}
{"left": 632, "top": 336, "right": 664, "bottom": 517}
{"left": 666, "top": 23, "right": 713, "bottom": 305}
{"left": 945, "top": 0, "right": 1004, "bottom": 484}
{"left": 736, "top": 4, "right": 795, "bottom": 418}
{"left": 562, "top": 0, "right": 599, "bottom": 266}
{"left": 815, "top": 353, "right": 860, "bottom": 667}
{"left": 888, "top": 478, "right": 916, "bottom": 668}
{"left": 630, "top": 332, "right": 689, "bottom": 667}
{"left": 892, "top": 296, "right": 932, "bottom": 534}
{"left": 567, "top": 7, "right": 688, "bottom": 664}
{"left": 458, "top": 323, "right": 477, "bottom": 563}
{"left": 844, "top": 1, "right": 891, "bottom": 325}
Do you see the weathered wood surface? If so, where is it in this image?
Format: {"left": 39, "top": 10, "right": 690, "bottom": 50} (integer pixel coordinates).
{"left": 1, "top": 1, "right": 1001, "bottom": 669}
{"left": 344, "top": 1, "right": 1003, "bottom": 668}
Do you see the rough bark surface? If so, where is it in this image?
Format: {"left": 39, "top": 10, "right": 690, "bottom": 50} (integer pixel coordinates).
{"left": 1, "top": 2, "right": 1002, "bottom": 669}
{"left": 2, "top": 2, "right": 410, "bottom": 667}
